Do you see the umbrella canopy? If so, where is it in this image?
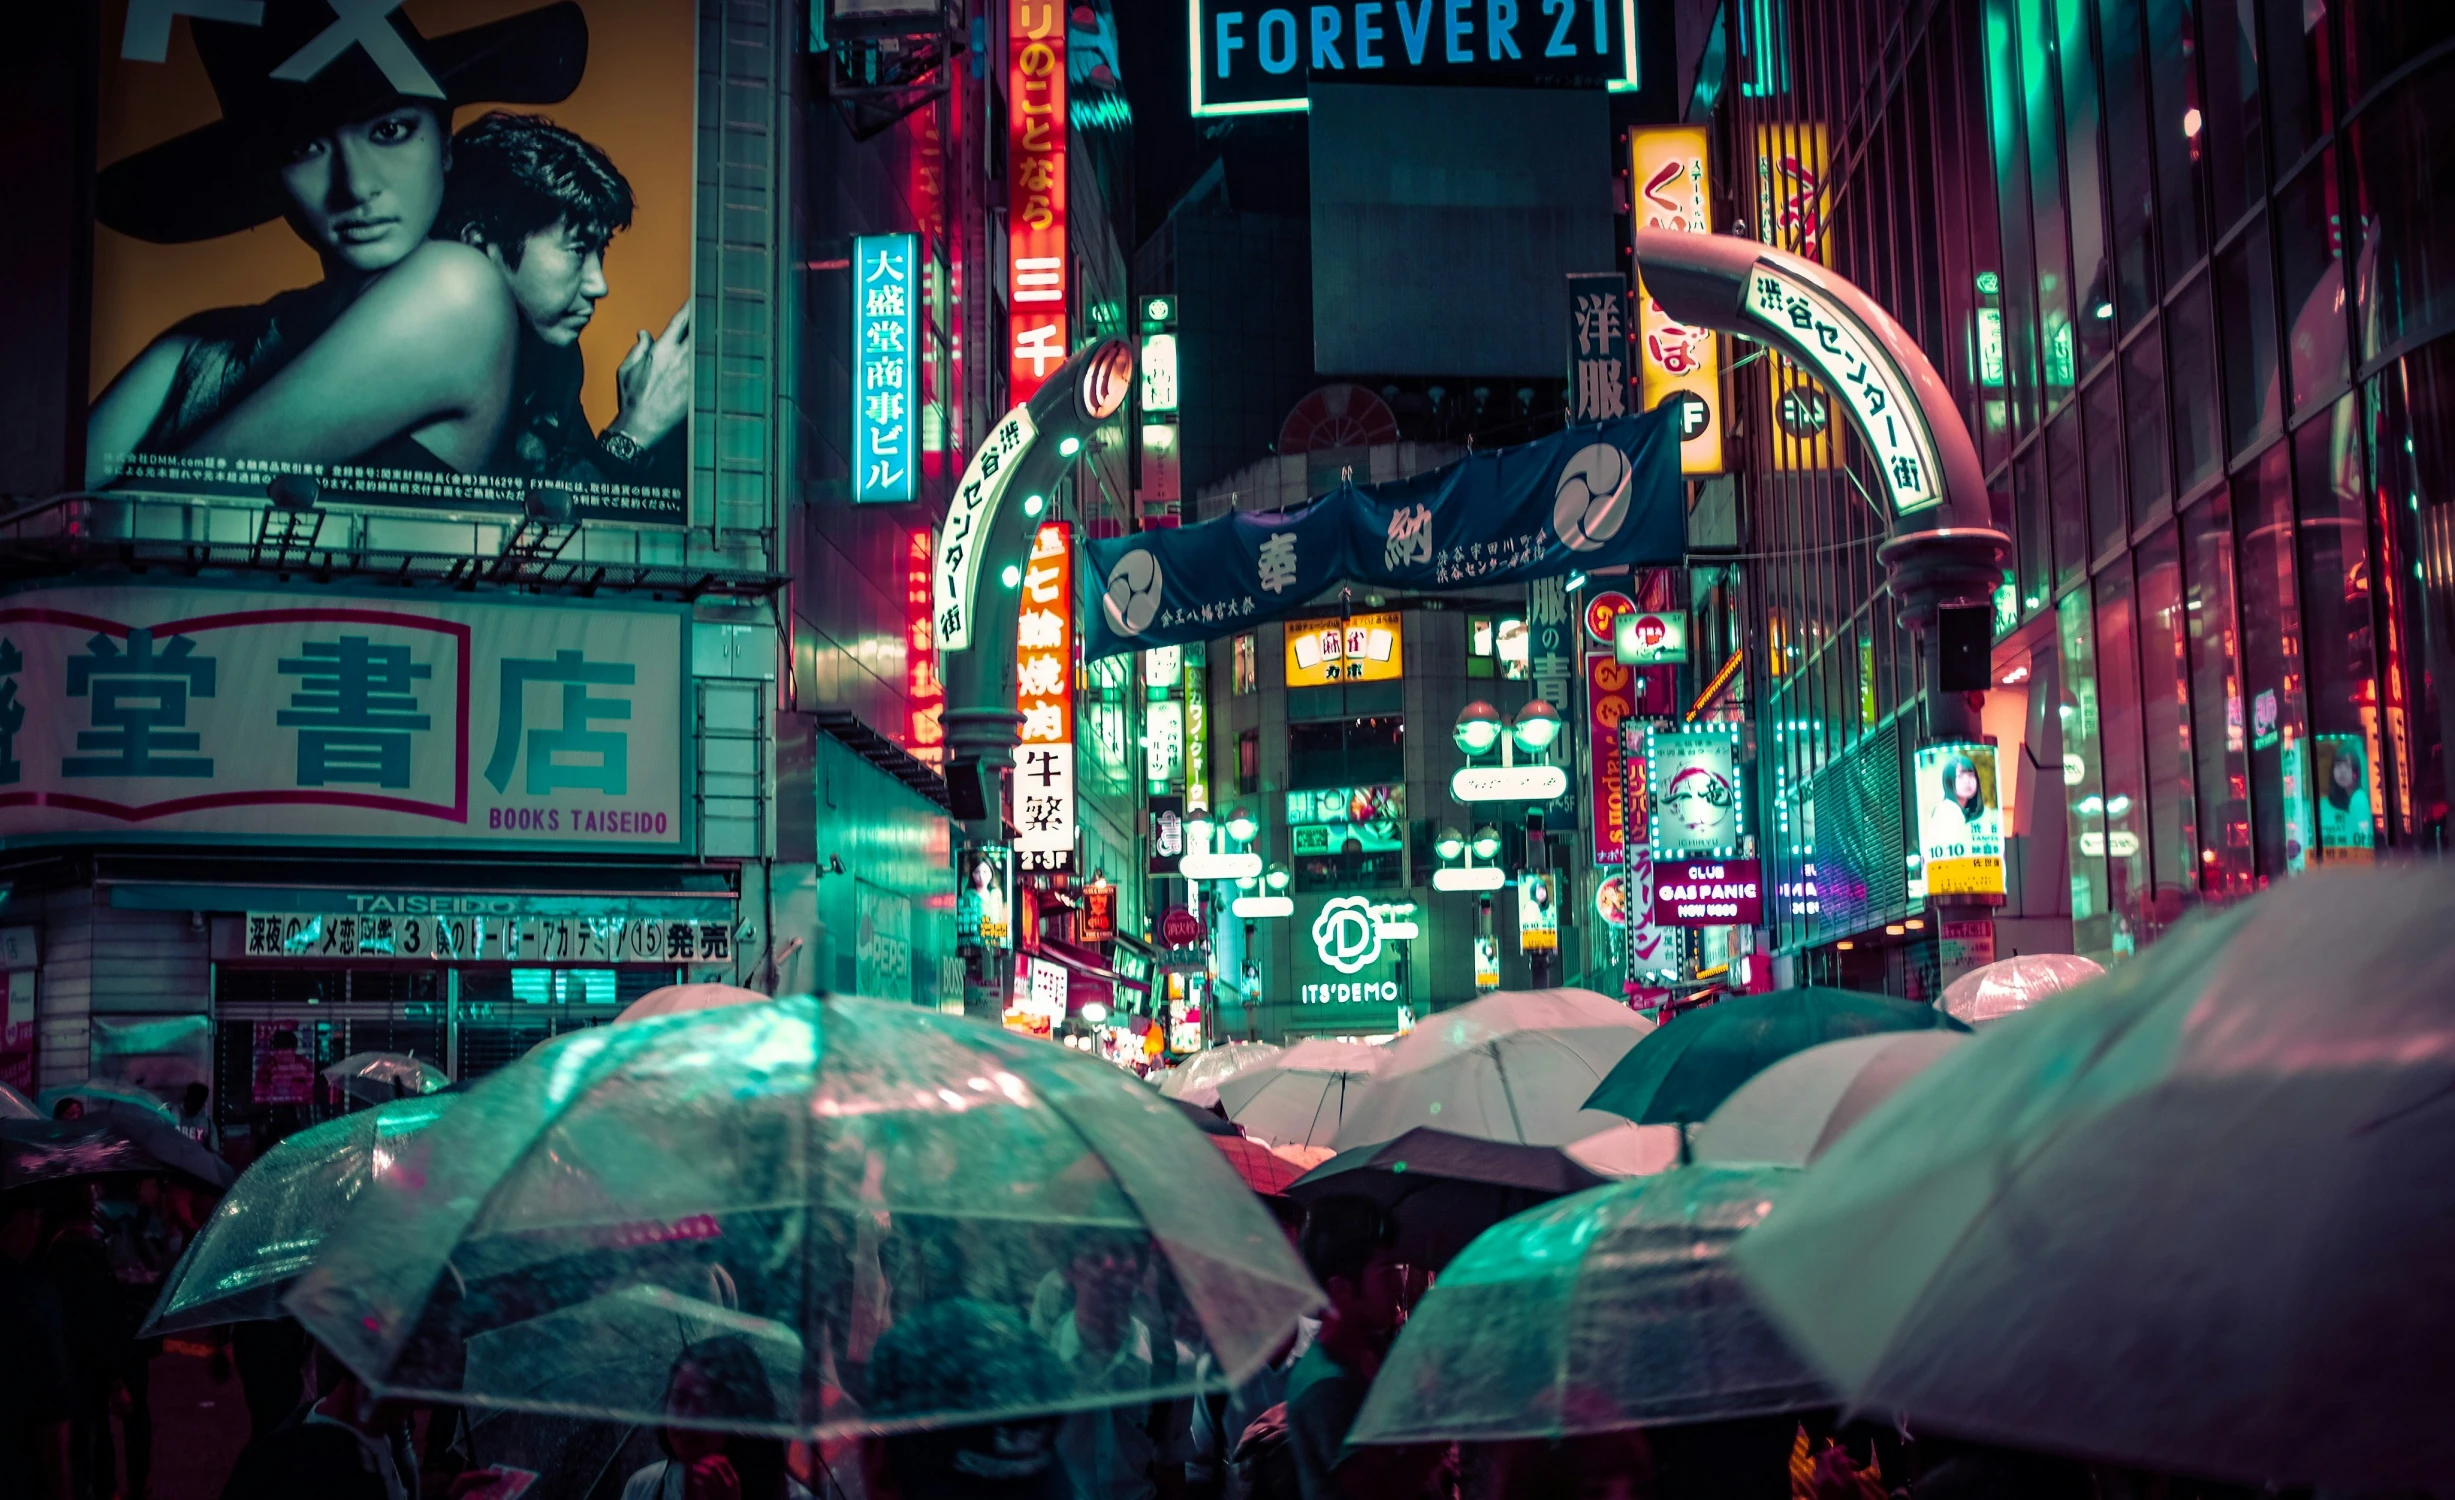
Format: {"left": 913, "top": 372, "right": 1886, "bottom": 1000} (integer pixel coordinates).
{"left": 0, "top": 1082, "right": 36, "bottom": 1119}
{"left": 1732, "top": 867, "right": 2455, "bottom": 1491}
{"left": 322, "top": 1050, "right": 450, "bottom": 1105}
{"left": 1158, "top": 1042, "right": 1282, "bottom": 1107}
{"left": 1288, "top": 1127, "right": 1609, "bottom": 1270}
{"left": 1585, "top": 987, "right": 1965, "bottom": 1127}
{"left": 1564, "top": 1121, "right": 1686, "bottom": 1179}
{"left": 1348, "top": 1165, "right": 1826, "bottom": 1444}
{"left": 1169, "top": 1097, "right": 1244, "bottom": 1138}
{"left": 615, "top": 983, "right": 769, "bottom": 1024}
{"left": 2, "top": 1113, "right": 235, "bottom": 1192}
{"left": 37, "top": 1080, "right": 178, "bottom": 1122}
{"left": 286, "top": 993, "right": 1319, "bottom": 1438}
{"left": 1939, "top": 953, "right": 2104, "bottom": 1027}
{"left": 1331, "top": 989, "right": 1653, "bottom": 1150}
{"left": 142, "top": 1094, "right": 457, "bottom": 1336}
{"left": 1210, "top": 1135, "right": 1309, "bottom": 1197}
{"left": 1693, "top": 1031, "right": 1968, "bottom": 1167}
{"left": 1215, "top": 1039, "right": 1385, "bottom": 1149}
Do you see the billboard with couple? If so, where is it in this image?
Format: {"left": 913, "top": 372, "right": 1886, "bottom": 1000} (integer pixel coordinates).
{"left": 86, "top": 0, "right": 693, "bottom": 525}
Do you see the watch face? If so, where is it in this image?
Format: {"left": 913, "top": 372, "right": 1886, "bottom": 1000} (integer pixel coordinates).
{"left": 604, "top": 433, "right": 644, "bottom": 464}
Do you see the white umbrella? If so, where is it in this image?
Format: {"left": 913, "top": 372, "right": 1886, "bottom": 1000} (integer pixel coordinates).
{"left": 1216, "top": 1039, "right": 1385, "bottom": 1149}
{"left": 0, "top": 1082, "right": 37, "bottom": 1119}
{"left": 1563, "top": 1120, "right": 1685, "bottom": 1178}
{"left": 1331, "top": 989, "right": 1653, "bottom": 1150}
{"left": 1158, "top": 1041, "right": 1282, "bottom": 1107}
{"left": 1734, "top": 867, "right": 2455, "bottom": 1491}
{"left": 1939, "top": 953, "right": 2104, "bottom": 1027}
{"left": 615, "top": 983, "right": 769, "bottom": 1024}
{"left": 1693, "top": 1031, "right": 1967, "bottom": 1167}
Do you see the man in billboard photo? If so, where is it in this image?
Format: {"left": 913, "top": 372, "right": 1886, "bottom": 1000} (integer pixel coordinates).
{"left": 437, "top": 111, "right": 691, "bottom": 487}
{"left": 84, "top": 0, "right": 588, "bottom": 489}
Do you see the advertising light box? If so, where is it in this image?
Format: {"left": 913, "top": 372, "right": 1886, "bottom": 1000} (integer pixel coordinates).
{"left": 1285, "top": 612, "right": 1403, "bottom": 687}
{"left": 1190, "top": 0, "right": 1641, "bottom": 117}
{"left": 1614, "top": 610, "right": 1690, "bottom": 665}
{"left": 1914, "top": 742, "right": 2007, "bottom": 899}
{"left": 1646, "top": 727, "right": 1743, "bottom": 858}
{"left": 1651, "top": 857, "right": 1763, "bottom": 927}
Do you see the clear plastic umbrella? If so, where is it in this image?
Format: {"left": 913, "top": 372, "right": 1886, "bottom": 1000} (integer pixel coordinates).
{"left": 1158, "top": 1041, "right": 1282, "bottom": 1107}
{"left": 1215, "top": 1039, "right": 1385, "bottom": 1149}
{"left": 1348, "top": 1165, "right": 1826, "bottom": 1444}
{"left": 287, "top": 993, "right": 1319, "bottom": 1438}
{"left": 1734, "top": 867, "right": 2455, "bottom": 1491}
{"left": 1938, "top": 953, "right": 2104, "bottom": 1027}
{"left": 0, "top": 1082, "right": 36, "bottom": 1119}
{"left": 143, "top": 1094, "right": 456, "bottom": 1335}
{"left": 1693, "top": 1031, "right": 1968, "bottom": 1167}
{"left": 38, "top": 1080, "right": 178, "bottom": 1122}
{"left": 614, "top": 983, "right": 770, "bottom": 1024}
{"left": 322, "top": 1051, "right": 449, "bottom": 1105}
{"left": 1332, "top": 989, "right": 1653, "bottom": 1150}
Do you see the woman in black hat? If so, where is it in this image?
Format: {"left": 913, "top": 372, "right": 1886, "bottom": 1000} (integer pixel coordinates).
{"left": 85, "top": 0, "right": 587, "bottom": 489}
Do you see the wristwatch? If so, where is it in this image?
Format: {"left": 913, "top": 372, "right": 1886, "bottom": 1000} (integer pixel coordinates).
{"left": 600, "top": 431, "right": 648, "bottom": 469}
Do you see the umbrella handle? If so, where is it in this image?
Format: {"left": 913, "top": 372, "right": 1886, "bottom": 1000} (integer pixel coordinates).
{"left": 1676, "top": 1117, "right": 1693, "bottom": 1167}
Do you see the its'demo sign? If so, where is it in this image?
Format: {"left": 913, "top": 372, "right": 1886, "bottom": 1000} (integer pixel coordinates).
{"left": 1192, "top": 0, "right": 1640, "bottom": 116}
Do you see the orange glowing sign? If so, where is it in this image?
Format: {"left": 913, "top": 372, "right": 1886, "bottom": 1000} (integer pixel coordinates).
{"left": 1631, "top": 126, "right": 1723, "bottom": 475}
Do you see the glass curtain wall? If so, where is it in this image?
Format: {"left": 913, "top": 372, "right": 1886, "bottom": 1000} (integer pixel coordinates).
{"left": 1735, "top": 0, "right": 2450, "bottom": 968}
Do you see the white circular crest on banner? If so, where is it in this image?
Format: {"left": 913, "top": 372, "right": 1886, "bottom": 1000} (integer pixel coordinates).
{"left": 1312, "top": 895, "right": 1383, "bottom": 975}
{"left": 1102, "top": 549, "right": 1163, "bottom": 636}
{"left": 1553, "top": 442, "right": 1634, "bottom": 551}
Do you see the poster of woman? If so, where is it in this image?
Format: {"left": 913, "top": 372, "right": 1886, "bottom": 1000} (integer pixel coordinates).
{"left": 1915, "top": 742, "right": 2006, "bottom": 897}
{"left": 2313, "top": 734, "right": 2377, "bottom": 860}
{"left": 85, "top": 0, "right": 692, "bottom": 524}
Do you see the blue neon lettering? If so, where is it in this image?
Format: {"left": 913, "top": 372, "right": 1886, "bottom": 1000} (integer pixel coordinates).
{"left": 1395, "top": 0, "right": 1433, "bottom": 62}
{"left": 1258, "top": 8, "right": 1298, "bottom": 72}
{"left": 1488, "top": 0, "right": 1519, "bottom": 57}
{"left": 1354, "top": 1, "right": 1385, "bottom": 63}
{"left": 1444, "top": 0, "right": 1472, "bottom": 60}
{"left": 1543, "top": 0, "right": 1574, "bottom": 56}
{"left": 1216, "top": 10, "right": 1245, "bottom": 75}
{"left": 1311, "top": 4, "right": 1344, "bottom": 66}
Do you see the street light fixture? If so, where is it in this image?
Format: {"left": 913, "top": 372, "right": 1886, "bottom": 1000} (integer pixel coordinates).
{"left": 1265, "top": 861, "right": 1291, "bottom": 891}
{"left": 1434, "top": 826, "right": 1466, "bottom": 862}
{"left": 1471, "top": 824, "right": 1502, "bottom": 860}
{"left": 1453, "top": 700, "right": 1504, "bottom": 757}
{"left": 1186, "top": 807, "right": 1216, "bottom": 848}
{"left": 1224, "top": 804, "right": 1258, "bottom": 843}
{"left": 1511, "top": 699, "right": 1562, "bottom": 755}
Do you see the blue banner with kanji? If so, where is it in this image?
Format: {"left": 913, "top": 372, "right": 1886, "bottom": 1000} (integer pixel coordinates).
{"left": 1079, "top": 410, "right": 1682, "bottom": 659}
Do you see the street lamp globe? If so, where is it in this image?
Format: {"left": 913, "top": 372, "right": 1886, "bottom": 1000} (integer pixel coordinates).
{"left": 1186, "top": 807, "right": 1216, "bottom": 846}
{"left": 1471, "top": 824, "right": 1503, "bottom": 860}
{"left": 1081, "top": 1002, "right": 1108, "bottom": 1024}
{"left": 1265, "top": 861, "right": 1292, "bottom": 891}
{"left": 1434, "top": 826, "right": 1466, "bottom": 862}
{"left": 1225, "top": 804, "right": 1259, "bottom": 843}
{"left": 1454, "top": 700, "right": 1503, "bottom": 756}
{"left": 1237, "top": 872, "right": 1259, "bottom": 890}
{"left": 1512, "top": 699, "right": 1563, "bottom": 755}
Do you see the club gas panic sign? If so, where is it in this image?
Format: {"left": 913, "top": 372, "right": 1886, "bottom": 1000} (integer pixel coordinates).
{"left": 1191, "top": 0, "right": 1641, "bottom": 116}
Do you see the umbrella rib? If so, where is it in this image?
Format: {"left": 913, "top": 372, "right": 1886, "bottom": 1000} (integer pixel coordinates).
{"left": 1488, "top": 1044, "right": 1529, "bottom": 1144}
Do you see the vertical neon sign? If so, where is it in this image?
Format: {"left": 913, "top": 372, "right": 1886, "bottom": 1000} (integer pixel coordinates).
{"left": 1007, "top": 0, "right": 1068, "bottom": 402}
{"left": 904, "top": 530, "right": 945, "bottom": 765}
{"left": 1014, "top": 522, "right": 1076, "bottom": 872}
{"left": 852, "top": 233, "right": 918, "bottom": 503}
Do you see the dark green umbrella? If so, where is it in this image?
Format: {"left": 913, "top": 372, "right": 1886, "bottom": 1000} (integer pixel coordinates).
{"left": 1583, "top": 987, "right": 1967, "bottom": 1128}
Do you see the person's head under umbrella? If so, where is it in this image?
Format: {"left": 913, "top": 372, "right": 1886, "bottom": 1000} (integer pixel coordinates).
{"left": 626, "top": 1334, "right": 806, "bottom": 1500}
{"left": 863, "top": 1300, "right": 1070, "bottom": 1500}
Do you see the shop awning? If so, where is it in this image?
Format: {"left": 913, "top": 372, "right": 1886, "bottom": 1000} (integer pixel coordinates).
{"left": 1035, "top": 937, "right": 1150, "bottom": 996}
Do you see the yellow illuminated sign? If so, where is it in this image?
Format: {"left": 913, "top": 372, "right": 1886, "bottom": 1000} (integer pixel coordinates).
{"left": 1753, "top": 122, "right": 1837, "bottom": 472}
{"left": 1284, "top": 612, "right": 1403, "bottom": 687}
{"left": 1631, "top": 126, "right": 1723, "bottom": 475}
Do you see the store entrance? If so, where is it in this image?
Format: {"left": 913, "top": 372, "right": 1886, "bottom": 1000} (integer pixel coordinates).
{"left": 210, "top": 964, "right": 675, "bottom": 1165}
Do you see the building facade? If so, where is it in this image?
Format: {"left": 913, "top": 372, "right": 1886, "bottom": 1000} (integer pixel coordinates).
{"left": 1720, "top": 0, "right": 2455, "bottom": 986}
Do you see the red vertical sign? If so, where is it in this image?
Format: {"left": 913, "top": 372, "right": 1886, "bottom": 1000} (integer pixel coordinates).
{"left": 1006, "top": 0, "right": 1067, "bottom": 402}
{"left": 1587, "top": 651, "right": 1637, "bottom": 865}
{"left": 903, "top": 531, "right": 946, "bottom": 765}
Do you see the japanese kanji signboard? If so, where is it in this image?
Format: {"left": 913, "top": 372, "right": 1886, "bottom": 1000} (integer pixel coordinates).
{"left": 1007, "top": 0, "right": 1068, "bottom": 402}
{"left": 0, "top": 586, "right": 688, "bottom": 852}
{"left": 242, "top": 912, "right": 729, "bottom": 965}
{"left": 1630, "top": 126, "right": 1723, "bottom": 475}
{"left": 1566, "top": 273, "right": 1630, "bottom": 423}
{"left": 1745, "top": 264, "right": 1945, "bottom": 516}
{"left": 852, "top": 233, "right": 919, "bottom": 503}
{"left": 1012, "top": 522, "right": 1075, "bottom": 872}
{"left": 931, "top": 404, "right": 1038, "bottom": 653}
{"left": 1586, "top": 651, "right": 1636, "bottom": 866}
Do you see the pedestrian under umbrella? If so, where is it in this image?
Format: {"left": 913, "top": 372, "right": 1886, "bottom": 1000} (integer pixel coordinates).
{"left": 1286, "top": 1126, "right": 1610, "bottom": 1271}
{"left": 321, "top": 1050, "right": 449, "bottom": 1105}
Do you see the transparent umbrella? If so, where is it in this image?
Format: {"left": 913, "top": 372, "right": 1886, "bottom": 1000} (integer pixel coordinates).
{"left": 1693, "top": 1031, "right": 1967, "bottom": 1167}
{"left": 1938, "top": 953, "right": 2104, "bottom": 1028}
{"left": 322, "top": 1051, "right": 449, "bottom": 1105}
{"left": 38, "top": 1080, "right": 177, "bottom": 1122}
{"left": 1332, "top": 989, "right": 1653, "bottom": 1150}
{"left": 142, "top": 1094, "right": 455, "bottom": 1336}
{"left": 0, "top": 1082, "right": 36, "bottom": 1119}
{"left": 1734, "top": 868, "right": 2455, "bottom": 1491}
{"left": 286, "top": 994, "right": 1320, "bottom": 1438}
{"left": 1215, "top": 1039, "right": 1385, "bottom": 1149}
{"left": 1158, "top": 1041, "right": 1282, "bottom": 1107}
{"left": 615, "top": 983, "right": 770, "bottom": 1024}
{"left": 1348, "top": 1164, "right": 1826, "bottom": 1444}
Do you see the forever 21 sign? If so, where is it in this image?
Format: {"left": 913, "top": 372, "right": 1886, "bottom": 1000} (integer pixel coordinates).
{"left": 1192, "top": 0, "right": 1640, "bottom": 116}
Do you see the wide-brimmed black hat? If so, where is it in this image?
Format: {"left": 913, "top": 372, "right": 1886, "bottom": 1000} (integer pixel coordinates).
{"left": 98, "top": 0, "right": 588, "bottom": 244}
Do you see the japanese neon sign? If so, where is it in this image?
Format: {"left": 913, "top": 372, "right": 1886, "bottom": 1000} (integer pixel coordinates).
{"left": 1631, "top": 126, "right": 1723, "bottom": 475}
{"left": 853, "top": 234, "right": 918, "bottom": 503}
{"left": 1745, "top": 264, "right": 1945, "bottom": 516}
{"left": 1013, "top": 521, "right": 1075, "bottom": 872}
{"left": 1008, "top": 0, "right": 1068, "bottom": 401}
{"left": 903, "top": 530, "right": 945, "bottom": 765}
